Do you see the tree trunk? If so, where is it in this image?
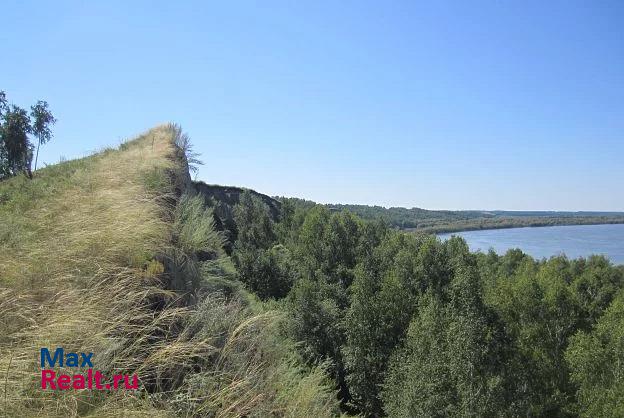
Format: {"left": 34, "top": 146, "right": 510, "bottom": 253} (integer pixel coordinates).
{"left": 34, "top": 138, "right": 41, "bottom": 172}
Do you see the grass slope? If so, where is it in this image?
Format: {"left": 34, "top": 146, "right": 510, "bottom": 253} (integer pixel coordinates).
{"left": 0, "top": 126, "right": 341, "bottom": 417}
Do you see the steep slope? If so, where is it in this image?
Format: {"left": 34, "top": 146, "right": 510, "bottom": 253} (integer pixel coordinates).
{"left": 194, "top": 181, "right": 281, "bottom": 221}
{"left": 0, "top": 125, "right": 341, "bottom": 417}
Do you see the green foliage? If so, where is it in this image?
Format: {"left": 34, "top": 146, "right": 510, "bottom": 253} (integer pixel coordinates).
{"left": 340, "top": 235, "right": 422, "bottom": 413}
{"left": 481, "top": 253, "right": 623, "bottom": 416}
{"left": 286, "top": 278, "right": 346, "bottom": 360}
{"left": 571, "top": 255, "right": 624, "bottom": 327}
{"left": 297, "top": 207, "right": 361, "bottom": 285}
{"left": 0, "top": 91, "right": 55, "bottom": 179}
{"left": 225, "top": 189, "right": 624, "bottom": 417}
{"left": 167, "top": 193, "right": 226, "bottom": 293}
{"left": 566, "top": 291, "right": 624, "bottom": 417}
{"left": 383, "top": 279, "right": 512, "bottom": 418}
{"left": 234, "top": 190, "right": 276, "bottom": 250}
{"left": 174, "top": 193, "right": 224, "bottom": 257}
{"left": 171, "top": 292, "right": 343, "bottom": 418}
{"left": 232, "top": 191, "right": 296, "bottom": 299}
{"left": 30, "top": 100, "right": 56, "bottom": 171}
{"left": 1, "top": 104, "right": 32, "bottom": 177}
{"left": 285, "top": 279, "right": 347, "bottom": 386}
{"left": 235, "top": 244, "right": 297, "bottom": 300}
{"left": 344, "top": 263, "right": 416, "bottom": 415}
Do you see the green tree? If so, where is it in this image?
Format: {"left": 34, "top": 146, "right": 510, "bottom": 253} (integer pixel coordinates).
{"left": 233, "top": 190, "right": 276, "bottom": 250}
{"left": 485, "top": 255, "right": 583, "bottom": 416}
{"left": 234, "top": 244, "right": 295, "bottom": 300}
{"left": 342, "top": 236, "right": 425, "bottom": 415}
{"left": 324, "top": 211, "right": 360, "bottom": 286}
{"left": 232, "top": 191, "right": 294, "bottom": 299}
{"left": 0, "top": 92, "right": 55, "bottom": 179}
{"left": 0, "top": 91, "right": 7, "bottom": 118}
{"left": 296, "top": 206, "right": 331, "bottom": 279}
{"left": 295, "top": 208, "right": 363, "bottom": 286}
{"left": 285, "top": 278, "right": 349, "bottom": 400}
{"left": 571, "top": 255, "right": 623, "bottom": 328}
{"left": 0, "top": 91, "right": 8, "bottom": 178}
{"left": 344, "top": 263, "right": 413, "bottom": 415}
{"left": 383, "top": 266, "right": 513, "bottom": 417}
{"left": 343, "top": 235, "right": 465, "bottom": 415}
{"left": 1, "top": 104, "right": 32, "bottom": 178}
{"left": 566, "top": 291, "right": 624, "bottom": 417}
{"left": 30, "top": 100, "right": 56, "bottom": 172}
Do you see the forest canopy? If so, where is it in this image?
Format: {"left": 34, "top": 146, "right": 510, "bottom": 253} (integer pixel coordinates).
{"left": 222, "top": 193, "right": 624, "bottom": 417}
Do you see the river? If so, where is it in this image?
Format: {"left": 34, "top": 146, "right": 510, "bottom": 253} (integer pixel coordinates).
{"left": 438, "top": 223, "right": 624, "bottom": 265}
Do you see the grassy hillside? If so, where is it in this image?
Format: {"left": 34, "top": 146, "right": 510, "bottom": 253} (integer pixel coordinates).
{"left": 0, "top": 125, "right": 341, "bottom": 417}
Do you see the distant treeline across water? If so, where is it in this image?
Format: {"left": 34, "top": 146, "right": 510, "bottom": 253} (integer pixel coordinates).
{"left": 281, "top": 198, "right": 624, "bottom": 234}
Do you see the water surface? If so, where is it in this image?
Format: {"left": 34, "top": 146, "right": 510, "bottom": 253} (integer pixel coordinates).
{"left": 438, "top": 224, "right": 624, "bottom": 265}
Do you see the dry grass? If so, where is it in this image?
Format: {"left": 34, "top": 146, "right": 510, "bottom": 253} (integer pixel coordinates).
{"left": 0, "top": 125, "right": 342, "bottom": 417}
{"left": 170, "top": 294, "right": 341, "bottom": 418}
{"left": 0, "top": 125, "right": 181, "bottom": 417}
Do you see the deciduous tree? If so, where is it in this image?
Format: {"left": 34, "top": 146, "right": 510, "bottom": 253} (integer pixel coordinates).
{"left": 30, "top": 100, "right": 56, "bottom": 171}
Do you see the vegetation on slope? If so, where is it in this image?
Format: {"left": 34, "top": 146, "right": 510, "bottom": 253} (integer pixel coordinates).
{"left": 0, "top": 125, "right": 341, "bottom": 417}
{"left": 224, "top": 194, "right": 624, "bottom": 417}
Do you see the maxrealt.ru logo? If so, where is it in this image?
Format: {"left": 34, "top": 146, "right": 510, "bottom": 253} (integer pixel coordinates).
{"left": 40, "top": 348, "right": 138, "bottom": 390}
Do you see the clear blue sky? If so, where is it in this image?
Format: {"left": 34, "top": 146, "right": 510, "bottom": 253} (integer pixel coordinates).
{"left": 2, "top": 0, "right": 623, "bottom": 210}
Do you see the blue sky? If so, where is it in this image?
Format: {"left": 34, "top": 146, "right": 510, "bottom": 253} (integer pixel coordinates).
{"left": 2, "top": 0, "right": 622, "bottom": 210}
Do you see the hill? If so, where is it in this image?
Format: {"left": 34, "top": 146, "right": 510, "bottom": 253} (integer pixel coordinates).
{"left": 0, "top": 125, "right": 341, "bottom": 417}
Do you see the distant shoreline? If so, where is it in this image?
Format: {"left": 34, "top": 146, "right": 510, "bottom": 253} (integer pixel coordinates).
{"left": 406, "top": 218, "right": 624, "bottom": 235}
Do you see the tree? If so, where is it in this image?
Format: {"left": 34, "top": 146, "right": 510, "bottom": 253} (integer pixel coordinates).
{"left": 343, "top": 239, "right": 422, "bottom": 415}
{"left": 232, "top": 191, "right": 293, "bottom": 299}
{"left": 226, "top": 194, "right": 624, "bottom": 416}
{"left": 0, "top": 91, "right": 7, "bottom": 116}
{"left": 571, "top": 255, "right": 623, "bottom": 328}
{"left": 233, "top": 190, "right": 276, "bottom": 251}
{"left": 296, "top": 206, "right": 332, "bottom": 279}
{"left": 30, "top": 100, "right": 56, "bottom": 172}
{"left": 0, "top": 91, "right": 55, "bottom": 179}
{"left": 382, "top": 293, "right": 452, "bottom": 417}
{"left": 566, "top": 291, "right": 624, "bottom": 417}
{"left": 1, "top": 104, "right": 32, "bottom": 178}
{"left": 0, "top": 91, "right": 8, "bottom": 178}
{"left": 484, "top": 255, "right": 583, "bottom": 416}
{"left": 285, "top": 278, "right": 349, "bottom": 400}
{"left": 382, "top": 266, "right": 514, "bottom": 417}
{"left": 233, "top": 243, "right": 295, "bottom": 300}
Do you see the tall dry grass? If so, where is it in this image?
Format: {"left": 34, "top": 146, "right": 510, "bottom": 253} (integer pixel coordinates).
{"left": 0, "top": 125, "right": 182, "bottom": 416}
{"left": 0, "top": 125, "right": 343, "bottom": 417}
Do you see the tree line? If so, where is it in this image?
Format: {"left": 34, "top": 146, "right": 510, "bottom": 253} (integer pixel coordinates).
{"left": 228, "top": 192, "right": 624, "bottom": 417}
{"left": 307, "top": 201, "right": 624, "bottom": 233}
{"left": 0, "top": 90, "right": 56, "bottom": 180}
